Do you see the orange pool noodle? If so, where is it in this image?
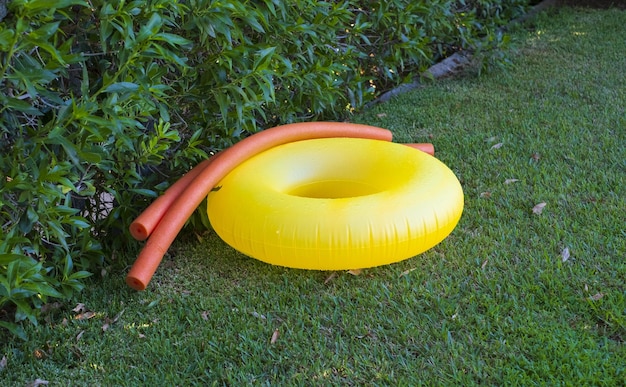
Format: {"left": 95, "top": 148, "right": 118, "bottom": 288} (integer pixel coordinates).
{"left": 129, "top": 143, "right": 433, "bottom": 240}
{"left": 126, "top": 122, "right": 395, "bottom": 290}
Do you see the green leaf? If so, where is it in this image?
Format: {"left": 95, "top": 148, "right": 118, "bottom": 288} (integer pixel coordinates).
{"left": 77, "top": 147, "right": 104, "bottom": 164}
{"left": 47, "top": 128, "right": 80, "bottom": 165}
{"left": 22, "top": 282, "right": 64, "bottom": 299}
{"left": 13, "top": 298, "right": 37, "bottom": 325}
{"left": 129, "top": 188, "right": 157, "bottom": 198}
{"left": 244, "top": 14, "right": 266, "bottom": 34}
{"left": 68, "top": 271, "right": 92, "bottom": 280}
{"left": 0, "top": 96, "right": 43, "bottom": 115}
{"left": 46, "top": 220, "right": 69, "bottom": 250}
{"left": 56, "top": 177, "right": 77, "bottom": 193}
{"left": 103, "top": 82, "right": 140, "bottom": 93}
{"left": 18, "top": 207, "right": 39, "bottom": 234}
{"left": 158, "top": 103, "right": 171, "bottom": 122}
{"left": 143, "top": 44, "right": 188, "bottom": 67}
{"left": 153, "top": 32, "right": 193, "bottom": 48}
{"left": 253, "top": 46, "right": 276, "bottom": 71}
{"left": 214, "top": 91, "right": 230, "bottom": 125}
{"left": 20, "top": 0, "right": 87, "bottom": 12}
{"left": 0, "top": 254, "right": 35, "bottom": 266}
{"left": 66, "top": 217, "right": 90, "bottom": 229}
{"left": 24, "top": 37, "right": 66, "bottom": 65}
{"left": 6, "top": 261, "right": 21, "bottom": 287}
{"left": 28, "top": 21, "right": 60, "bottom": 40}
{"left": 0, "top": 29, "right": 15, "bottom": 51}
{"left": 137, "top": 13, "right": 163, "bottom": 42}
{"left": 0, "top": 321, "right": 27, "bottom": 341}
{"left": 63, "top": 255, "right": 73, "bottom": 278}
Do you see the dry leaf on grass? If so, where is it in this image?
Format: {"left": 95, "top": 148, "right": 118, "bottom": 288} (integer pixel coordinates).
{"left": 491, "top": 142, "right": 504, "bottom": 150}
{"left": 75, "top": 311, "right": 96, "bottom": 320}
{"left": 0, "top": 355, "right": 7, "bottom": 372}
{"left": 270, "top": 329, "right": 279, "bottom": 344}
{"left": 480, "top": 191, "right": 492, "bottom": 198}
{"left": 72, "top": 303, "right": 85, "bottom": 313}
{"left": 201, "top": 311, "right": 210, "bottom": 321}
{"left": 376, "top": 113, "right": 387, "bottom": 118}
{"left": 399, "top": 268, "right": 417, "bottom": 277}
{"left": 356, "top": 329, "right": 376, "bottom": 339}
{"left": 112, "top": 310, "right": 124, "bottom": 323}
{"left": 561, "top": 247, "right": 570, "bottom": 262}
{"left": 324, "top": 272, "right": 337, "bottom": 284}
{"left": 532, "top": 202, "right": 546, "bottom": 215}
{"left": 347, "top": 269, "right": 362, "bottom": 276}
{"left": 73, "top": 303, "right": 97, "bottom": 320}
{"left": 102, "top": 309, "right": 125, "bottom": 332}
{"left": 251, "top": 311, "right": 266, "bottom": 320}
{"left": 504, "top": 178, "right": 519, "bottom": 184}
{"left": 32, "top": 349, "right": 46, "bottom": 360}
{"left": 588, "top": 293, "right": 604, "bottom": 301}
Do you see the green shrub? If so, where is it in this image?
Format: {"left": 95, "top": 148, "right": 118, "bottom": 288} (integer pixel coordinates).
{"left": 0, "top": 0, "right": 529, "bottom": 338}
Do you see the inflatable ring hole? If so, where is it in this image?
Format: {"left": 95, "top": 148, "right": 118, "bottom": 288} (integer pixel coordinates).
{"left": 286, "top": 180, "right": 381, "bottom": 199}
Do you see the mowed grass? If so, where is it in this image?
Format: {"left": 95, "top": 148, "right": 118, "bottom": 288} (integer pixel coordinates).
{"left": 2, "top": 7, "right": 625, "bottom": 386}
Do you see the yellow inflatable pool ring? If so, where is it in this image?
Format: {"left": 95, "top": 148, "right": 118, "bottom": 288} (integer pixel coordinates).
{"left": 207, "top": 137, "right": 463, "bottom": 270}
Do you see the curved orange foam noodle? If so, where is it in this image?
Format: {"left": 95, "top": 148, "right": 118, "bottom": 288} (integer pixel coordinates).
{"left": 126, "top": 122, "right": 395, "bottom": 290}
{"left": 129, "top": 141, "right": 433, "bottom": 240}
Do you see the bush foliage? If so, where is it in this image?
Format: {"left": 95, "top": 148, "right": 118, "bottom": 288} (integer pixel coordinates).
{"left": 0, "top": 0, "right": 529, "bottom": 337}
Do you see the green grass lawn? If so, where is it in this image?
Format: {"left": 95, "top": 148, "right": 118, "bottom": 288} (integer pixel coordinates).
{"left": 2, "top": 6, "right": 625, "bottom": 385}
